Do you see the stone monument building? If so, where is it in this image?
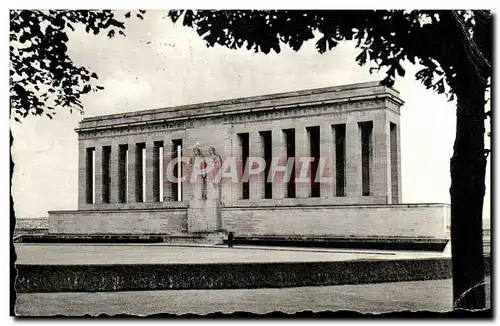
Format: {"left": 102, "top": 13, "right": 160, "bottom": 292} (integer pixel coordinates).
{"left": 49, "top": 81, "right": 450, "bottom": 240}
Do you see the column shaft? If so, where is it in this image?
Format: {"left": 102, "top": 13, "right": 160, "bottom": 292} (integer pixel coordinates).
{"left": 110, "top": 141, "right": 120, "bottom": 203}
{"left": 345, "top": 121, "right": 361, "bottom": 197}
{"left": 77, "top": 141, "right": 87, "bottom": 208}
{"left": 372, "top": 117, "right": 391, "bottom": 203}
{"left": 179, "top": 138, "right": 188, "bottom": 203}
{"left": 231, "top": 133, "right": 243, "bottom": 201}
{"left": 295, "top": 126, "right": 310, "bottom": 198}
{"left": 319, "top": 124, "right": 335, "bottom": 198}
{"left": 127, "top": 141, "right": 137, "bottom": 203}
{"left": 395, "top": 121, "right": 403, "bottom": 203}
{"left": 249, "top": 131, "right": 265, "bottom": 202}
{"left": 271, "top": 128, "right": 286, "bottom": 199}
{"left": 145, "top": 141, "right": 156, "bottom": 202}
{"left": 94, "top": 145, "right": 103, "bottom": 204}
{"left": 163, "top": 136, "right": 172, "bottom": 202}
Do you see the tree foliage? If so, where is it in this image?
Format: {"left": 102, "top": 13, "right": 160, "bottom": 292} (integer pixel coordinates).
{"left": 169, "top": 10, "right": 492, "bottom": 310}
{"left": 168, "top": 10, "right": 491, "bottom": 103}
{"left": 10, "top": 10, "right": 145, "bottom": 122}
{"left": 8, "top": 9, "right": 492, "bottom": 310}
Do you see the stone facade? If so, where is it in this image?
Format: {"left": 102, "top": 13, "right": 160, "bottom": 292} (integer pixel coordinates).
{"left": 48, "top": 81, "right": 450, "bottom": 238}
{"left": 222, "top": 203, "right": 450, "bottom": 238}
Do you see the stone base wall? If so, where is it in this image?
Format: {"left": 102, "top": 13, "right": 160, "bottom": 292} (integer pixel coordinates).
{"left": 48, "top": 209, "right": 187, "bottom": 234}
{"left": 49, "top": 203, "right": 450, "bottom": 238}
{"left": 187, "top": 199, "right": 221, "bottom": 232}
{"left": 221, "top": 204, "right": 450, "bottom": 238}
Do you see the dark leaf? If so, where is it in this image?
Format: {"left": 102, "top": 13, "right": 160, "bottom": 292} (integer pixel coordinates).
{"left": 125, "top": 12, "right": 131, "bottom": 18}
{"left": 108, "top": 19, "right": 125, "bottom": 29}
{"left": 327, "top": 38, "right": 338, "bottom": 50}
{"left": 356, "top": 49, "right": 368, "bottom": 65}
{"left": 54, "top": 16, "right": 65, "bottom": 28}
{"left": 19, "top": 32, "right": 28, "bottom": 43}
{"left": 380, "top": 75, "right": 395, "bottom": 87}
{"left": 182, "top": 10, "right": 194, "bottom": 27}
{"left": 272, "top": 43, "right": 281, "bottom": 54}
{"left": 169, "top": 10, "right": 184, "bottom": 23}
{"left": 395, "top": 62, "right": 405, "bottom": 77}
{"left": 435, "top": 78, "right": 445, "bottom": 94}
{"left": 315, "top": 37, "right": 327, "bottom": 54}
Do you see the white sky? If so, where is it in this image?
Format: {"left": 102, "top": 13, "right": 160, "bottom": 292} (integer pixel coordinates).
{"left": 10, "top": 10, "right": 491, "bottom": 225}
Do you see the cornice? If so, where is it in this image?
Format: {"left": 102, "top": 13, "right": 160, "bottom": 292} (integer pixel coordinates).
{"left": 78, "top": 96, "right": 399, "bottom": 140}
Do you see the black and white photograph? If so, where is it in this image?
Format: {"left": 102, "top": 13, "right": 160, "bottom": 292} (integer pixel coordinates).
{"left": 9, "top": 8, "right": 492, "bottom": 318}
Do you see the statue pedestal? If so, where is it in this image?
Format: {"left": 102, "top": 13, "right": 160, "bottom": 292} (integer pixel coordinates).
{"left": 187, "top": 199, "right": 221, "bottom": 232}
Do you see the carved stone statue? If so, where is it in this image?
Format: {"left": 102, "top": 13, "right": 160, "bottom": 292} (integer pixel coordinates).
{"left": 206, "top": 146, "right": 222, "bottom": 201}
{"left": 192, "top": 147, "right": 207, "bottom": 200}
{"left": 187, "top": 146, "right": 222, "bottom": 233}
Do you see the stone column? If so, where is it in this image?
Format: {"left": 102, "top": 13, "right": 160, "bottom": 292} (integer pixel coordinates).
{"left": 295, "top": 126, "right": 311, "bottom": 199}
{"left": 179, "top": 137, "right": 188, "bottom": 203}
{"left": 319, "top": 124, "right": 335, "bottom": 198}
{"left": 127, "top": 141, "right": 137, "bottom": 203}
{"left": 271, "top": 128, "right": 286, "bottom": 199}
{"left": 110, "top": 141, "right": 120, "bottom": 204}
{"left": 145, "top": 140, "right": 155, "bottom": 202}
{"left": 230, "top": 132, "right": 243, "bottom": 202}
{"left": 163, "top": 136, "right": 172, "bottom": 202}
{"left": 77, "top": 140, "right": 87, "bottom": 209}
{"left": 249, "top": 131, "right": 265, "bottom": 202}
{"left": 345, "top": 121, "right": 361, "bottom": 197}
{"left": 94, "top": 144, "right": 103, "bottom": 204}
{"left": 372, "top": 117, "right": 391, "bottom": 203}
{"left": 395, "top": 121, "right": 403, "bottom": 203}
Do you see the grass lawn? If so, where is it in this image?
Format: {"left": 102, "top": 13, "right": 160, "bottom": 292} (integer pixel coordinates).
{"left": 15, "top": 277, "right": 490, "bottom": 316}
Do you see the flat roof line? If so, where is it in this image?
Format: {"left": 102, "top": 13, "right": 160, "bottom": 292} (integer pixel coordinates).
{"left": 81, "top": 80, "right": 400, "bottom": 123}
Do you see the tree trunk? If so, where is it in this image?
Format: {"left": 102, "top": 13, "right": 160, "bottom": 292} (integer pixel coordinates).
{"left": 450, "top": 73, "right": 487, "bottom": 310}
